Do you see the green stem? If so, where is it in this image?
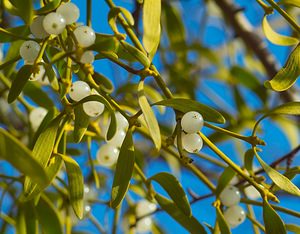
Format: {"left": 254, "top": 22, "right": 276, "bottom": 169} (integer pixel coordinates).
{"left": 264, "top": 0, "right": 300, "bottom": 33}
{"left": 87, "top": 137, "right": 100, "bottom": 188}
{"left": 246, "top": 213, "right": 266, "bottom": 233}
{"left": 241, "top": 198, "right": 300, "bottom": 218}
{"left": 88, "top": 214, "right": 106, "bottom": 234}
{"left": 112, "top": 207, "right": 120, "bottom": 234}
{"left": 87, "top": 0, "right": 92, "bottom": 27}
{"left": 134, "top": 163, "right": 148, "bottom": 184}
{"left": 194, "top": 152, "right": 226, "bottom": 168}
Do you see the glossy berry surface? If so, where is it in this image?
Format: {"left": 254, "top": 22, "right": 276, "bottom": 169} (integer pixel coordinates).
{"left": 136, "top": 200, "right": 157, "bottom": 217}
{"left": 182, "top": 133, "right": 203, "bottom": 153}
{"left": 106, "top": 130, "right": 126, "bottom": 148}
{"left": 223, "top": 205, "right": 246, "bottom": 228}
{"left": 56, "top": 2, "right": 80, "bottom": 25}
{"left": 29, "top": 107, "right": 47, "bottom": 131}
{"left": 115, "top": 112, "right": 129, "bottom": 130}
{"left": 135, "top": 217, "right": 152, "bottom": 233}
{"left": 80, "top": 50, "right": 95, "bottom": 64}
{"left": 73, "top": 26, "right": 96, "bottom": 48}
{"left": 181, "top": 111, "right": 204, "bottom": 133}
{"left": 20, "top": 41, "right": 40, "bottom": 63}
{"left": 97, "top": 144, "right": 119, "bottom": 167}
{"left": 219, "top": 185, "right": 241, "bottom": 207}
{"left": 30, "top": 16, "right": 49, "bottom": 39}
{"left": 43, "top": 12, "right": 66, "bottom": 35}
{"left": 69, "top": 81, "right": 91, "bottom": 102}
{"left": 83, "top": 100, "right": 105, "bottom": 117}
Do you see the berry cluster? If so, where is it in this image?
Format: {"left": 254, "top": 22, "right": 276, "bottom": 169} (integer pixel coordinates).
{"left": 175, "top": 111, "right": 204, "bottom": 153}
{"left": 134, "top": 200, "right": 157, "bottom": 233}
{"left": 219, "top": 185, "right": 246, "bottom": 228}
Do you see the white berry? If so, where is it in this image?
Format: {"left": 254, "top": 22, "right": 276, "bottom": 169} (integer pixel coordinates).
{"left": 84, "top": 184, "right": 97, "bottom": 201}
{"left": 30, "top": 16, "right": 49, "bottom": 39}
{"left": 182, "top": 133, "right": 203, "bottom": 153}
{"left": 43, "top": 12, "right": 66, "bottom": 35}
{"left": 136, "top": 200, "right": 157, "bottom": 217}
{"left": 69, "top": 81, "right": 91, "bottom": 102}
{"left": 56, "top": 2, "right": 80, "bottom": 25}
{"left": 219, "top": 185, "right": 241, "bottom": 207}
{"left": 136, "top": 217, "right": 152, "bottom": 233}
{"left": 181, "top": 111, "right": 204, "bottom": 134}
{"left": 83, "top": 101, "right": 104, "bottom": 117}
{"left": 29, "top": 107, "right": 47, "bottom": 131}
{"left": 223, "top": 205, "right": 246, "bottom": 228}
{"left": 97, "top": 144, "right": 119, "bottom": 167}
{"left": 115, "top": 112, "right": 129, "bottom": 130}
{"left": 80, "top": 50, "right": 95, "bottom": 64}
{"left": 244, "top": 186, "right": 261, "bottom": 200}
{"left": 20, "top": 41, "right": 40, "bottom": 63}
{"left": 73, "top": 26, "right": 96, "bottom": 48}
{"left": 106, "top": 130, "right": 126, "bottom": 147}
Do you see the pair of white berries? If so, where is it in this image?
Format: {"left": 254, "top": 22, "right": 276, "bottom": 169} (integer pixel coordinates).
{"left": 97, "top": 112, "right": 129, "bottom": 167}
{"left": 175, "top": 111, "right": 204, "bottom": 153}
{"left": 134, "top": 200, "right": 157, "bottom": 233}
{"left": 69, "top": 81, "right": 105, "bottom": 118}
{"left": 219, "top": 185, "right": 246, "bottom": 228}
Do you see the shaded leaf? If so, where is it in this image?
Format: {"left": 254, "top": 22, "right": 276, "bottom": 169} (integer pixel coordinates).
{"left": 111, "top": 129, "right": 135, "bottom": 208}
{"left": 216, "top": 166, "right": 236, "bottom": 197}
{"left": 92, "top": 72, "right": 114, "bottom": 93}
{"left": 4, "top": 0, "right": 33, "bottom": 24}
{"left": 263, "top": 199, "right": 286, "bottom": 234}
{"left": 148, "top": 172, "right": 191, "bottom": 216}
{"left": 0, "top": 26, "right": 30, "bottom": 43}
{"left": 138, "top": 80, "right": 161, "bottom": 150}
{"left": 121, "top": 42, "right": 150, "bottom": 68}
{"left": 154, "top": 98, "right": 226, "bottom": 124}
{"left": 73, "top": 105, "right": 90, "bottom": 143}
{"left": 216, "top": 207, "right": 231, "bottom": 234}
{"left": 35, "top": 0, "right": 61, "bottom": 15}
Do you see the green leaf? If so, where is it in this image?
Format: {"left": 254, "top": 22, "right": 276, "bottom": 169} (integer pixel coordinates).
{"left": 215, "top": 166, "right": 236, "bottom": 197}
{"left": 244, "top": 149, "right": 255, "bottom": 176}
{"left": 35, "top": 0, "right": 61, "bottom": 15}
{"left": 216, "top": 207, "right": 231, "bottom": 234}
{"left": 154, "top": 98, "right": 226, "bottom": 124}
{"left": 35, "top": 195, "right": 63, "bottom": 234}
{"left": 108, "top": 7, "right": 134, "bottom": 34}
{"left": 92, "top": 72, "right": 114, "bottom": 93}
{"left": 4, "top": 0, "right": 33, "bottom": 24}
{"left": 143, "top": 0, "right": 161, "bottom": 59}
{"left": 262, "top": 101, "right": 300, "bottom": 117}
{"left": 91, "top": 34, "right": 120, "bottom": 54}
{"left": 8, "top": 65, "right": 33, "bottom": 103}
{"left": 0, "top": 26, "right": 30, "bottom": 43}
{"left": 138, "top": 80, "right": 161, "bottom": 151}
{"left": 59, "top": 154, "right": 84, "bottom": 219}
{"left": 148, "top": 172, "right": 191, "bottom": 216}
{"left": 73, "top": 105, "right": 90, "bottom": 143}
{"left": 265, "top": 44, "right": 300, "bottom": 91}
{"left": 262, "top": 15, "right": 299, "bottom": 46}
{"left": 0, "top": 128, "right": 48, "bottom": 185}
{"left": 263, "top": 199, "right": 286, "bottom": 234}
{"left": 279, "top": 0, "right": 300, "bottom": 7}
{"left": 111, "top": 129, "right": 135, "bottom": 208}
{"left": 285, "top": 224, "right": 300, "bottom": 233}
{"left": 155, "top": 194, "right": 207, "bottom": 234}
{"left": 254, "top": 149, "right": 300, "bottom": 196}
{"left": 121, "top": 42, "right": 150, "bottom": 68}
{"left": 23, "top": 114, "right": 63, "bottom": 198}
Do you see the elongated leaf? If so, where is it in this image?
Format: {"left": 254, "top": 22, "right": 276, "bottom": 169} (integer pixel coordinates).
{"left": 121, "top": 42, "right": 150, "bottom": 68}
{"left": 154, "top": 98, "right": 226, "bottom": 124}
{"left": 262, "top": 102, "right": 300, "bottom": 118}
{"left": 148, "top": 172, "right": 191, "bottom": 216}
{"left": 59, "top": 154, "right": 84, "bottom": 219}
{"left": 108, "top": 7, "right": 134, "bottom": 34}
{"left": 263, "top": 199, "right": 286, "bottom": 234}
{"left": 244, "top": 149, "right": 255, "bottom": 176}
{"left": 24, "top": 115, "right": 63, "bottom": 197}
{"left": 0, "top": 128, "right": 48, "bottom": 185}
{"left": 265, "top": 44, "right": 300, "bottom": 91}
{"left": 73, "top": 105, "right": 90, "bottom": 143}
{"left": 92, "top": 72, "right": 114, "bottom": 93}
{"left": 285, "top": 224, "right": 300, "bottom": 233}
{"left": 138, "top": 80, "right": 161, "bottom": 150}
{"left": 8, "top": 65, "right": 33, "bottom": 103}
{"left": 279, "top": 0, "right": 300, "bottom": 7}
{"left": 262, "top": 15, "right": 299, "bottom": 46}
{"left": 4, "top": 0, "right": 33, "bottom": 24}
{"left": 155, "top": 194, "right": 206, "bottom": 234}
{"left": 216, "top": 207, "right": 231, "bottom": 234}
{"left": 35, "top": 195, "right": 63, "bottom": 234}
{"left": 91, "top": 34, "right": 119, "bottom": 54}
{"left": 143, "top": 0, "right": 161, "bottom": 58}
{"left": 35, "top": 0, "right": 61, "bottom": 14}
{"left": 215, "top": 167, "right": 236, "bottom": 197}
{"left": 111, "top": 129, "right": 135, "bottom": 208}
{"left": 21, "top": 201, "right": 38, "bottom": 234}
{"left": 254, "top": 149, "right": 300, "bottom": 196}
{"left": 0, "top": 26, "right": 30, "bottom": 43}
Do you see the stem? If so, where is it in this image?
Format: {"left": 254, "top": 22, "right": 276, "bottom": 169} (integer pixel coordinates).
{"left": 134, "top": 163, "right": 148, "bottom": 184}
{"left": 246, "top": 213, "right": 266, "bottom": 232}
{"left": 88, "top": 214, "right": 106, "bottom": 234}
{"left": 87, "top": 137, "right": 100, "bottom": 188}
{"left": 264, "top": 0, "right": 300, "bottom": 33}
{"left": 112, "top": 207, "right": 120, "bottom": 234}
{"left": 87, "top": 0, "right": 92, "bottom": 27}
{"left": 194, "top": 152, "right": 226, "bottom": 168}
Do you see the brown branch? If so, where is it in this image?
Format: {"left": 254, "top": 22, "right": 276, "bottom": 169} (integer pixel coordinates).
{"left": 213, "top": 0, "right": 293, "bottom": 102}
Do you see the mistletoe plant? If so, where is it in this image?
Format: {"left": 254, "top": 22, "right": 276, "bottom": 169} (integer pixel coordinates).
{"left": 0, "top": 0, "right": 299, "bottom": 233}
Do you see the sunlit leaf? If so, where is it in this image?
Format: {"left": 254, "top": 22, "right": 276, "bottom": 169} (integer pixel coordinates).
{"left": 215, "top": 166, "right": 236, "bottom": 197}
{"left": 263, "top": 199, "right": 286, "bottom": 234}
{"left": 121, "top": 42, "right": 150, "bottom": 68}
{"left": 35, "top": 0, "right": 61, "bottom": 14}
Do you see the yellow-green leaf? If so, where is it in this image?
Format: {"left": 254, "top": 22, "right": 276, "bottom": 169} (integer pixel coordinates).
{"left": 215, "top": 167, "right": 236, "bottom": 197}
{"left": 111, "top": 129, "right": 135, "bottom": 208}
{"left": 155, "top": 194, "right": 207, "bottom": 234}
{"left": 73, "top": 105, "right": 90, "bottom": 143}
{"left": 216, "top": 207, "right": 231, "bottom": 234}
{"left": 8, "top": 64, "right": 33, "bottom": 103}
{"left": 121, "top": 42, "right": 150, "bottom": 68}
{"left": 143, "top": 0, "right": 161, "bottom": 59}
{"left": 0, "top": 128, "right": 48, "bottom": 186}
{"left": 254, "top": 149, "right": 300, "bottom": 196}
{"left": 148, "top": 172, "right": 191, "bottom": 216}
{"left": 59, "top": 154, "right": 84, "bottom": 219}
{"left": 262, "top": 15, "right": 299, "bottom": 46}
{"left": 138, "top": 80, "right": 161, "bottom": 151}
{"left": 0, "top": 26, "right": 30, "bottom": 43}
{"left": 263, "top": 198, "right": 286, "bottom": 234}
{"left": 154, "top": 98, "right": 226, "bottom": 124}
{"left": 265, "top": 44, "right": 300, "bottom": 91}
{"left": 35, "top": 0, "right": 61, "bottom": 15}
{"left": 279, "top": 0, "right": 300, "bottom": 7}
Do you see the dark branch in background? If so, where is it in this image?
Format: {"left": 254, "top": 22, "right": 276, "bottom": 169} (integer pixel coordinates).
{"left": 212, "top": 0, "right": 293, "bottom": 102}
